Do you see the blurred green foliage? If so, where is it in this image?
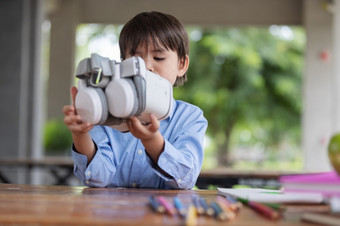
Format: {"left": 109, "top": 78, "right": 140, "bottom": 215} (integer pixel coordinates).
{"left": 43, "top": 119, "right": 73, "bottom": 155}
{"left": 176, "top": 26, "right": 305, "bottom": 168}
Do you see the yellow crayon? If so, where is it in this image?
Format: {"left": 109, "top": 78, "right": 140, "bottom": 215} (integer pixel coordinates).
{"left": 186, "top": 205, "right": 197, "bottom": 226}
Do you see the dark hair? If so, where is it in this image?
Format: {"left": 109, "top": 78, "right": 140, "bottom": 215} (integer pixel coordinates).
{"left": 119, "top": 11, "right": 189, "bottom": 86}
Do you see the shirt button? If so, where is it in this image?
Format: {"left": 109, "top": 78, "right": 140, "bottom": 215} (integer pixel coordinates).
{"left": 85, "top": 180, "right": 90, "bottom": 185}
{"left": 86, "top": 171, "right": 91, "bottom": 176}
{"left": 137, "top": 150, "right": 143, "bottom": 155}
{"left": 178, "top": 179, "right": 182, "bottom": 183}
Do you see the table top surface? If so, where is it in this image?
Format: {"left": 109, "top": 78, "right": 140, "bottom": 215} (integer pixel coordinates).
{"left": 0, "top": 183, "right": 319, "bottom": 225}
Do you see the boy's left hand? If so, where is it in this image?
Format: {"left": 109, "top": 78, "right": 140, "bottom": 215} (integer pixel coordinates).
{"left": 127, "top": 114, "right": 166, "bottom": 166}
{"left": 127, "top": 114, "right": 160, "bottom": 141}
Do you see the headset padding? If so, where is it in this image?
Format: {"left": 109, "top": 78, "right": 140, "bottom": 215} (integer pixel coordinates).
{"left": 93, "top": 88, "right": 108, "bottom": 124}
{"left": 133, "top": 76, "right": 146, "bottom": 115}
{"left": 124, "top": 78, "right": 139, "bottom": 117}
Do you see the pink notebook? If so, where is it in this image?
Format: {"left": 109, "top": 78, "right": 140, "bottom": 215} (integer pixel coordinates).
{"left": 280, "top": 171, "right": 340, "bottom": 184}
{"left": 279, "top": 171, "right": 340, "bottom": 196}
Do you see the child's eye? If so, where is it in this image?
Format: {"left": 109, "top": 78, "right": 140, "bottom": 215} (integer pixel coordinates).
{"left": 154, "top": 57, "right": 165, "bottom": 61}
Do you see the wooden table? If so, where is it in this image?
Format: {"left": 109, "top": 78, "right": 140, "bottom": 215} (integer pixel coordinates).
{"left": 0, "top": 183, "right": 316, "bottom": 225}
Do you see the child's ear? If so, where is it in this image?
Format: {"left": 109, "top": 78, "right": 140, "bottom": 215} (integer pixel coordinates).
{"left": 178, "top": 55, "right": 189, "bottom": 77}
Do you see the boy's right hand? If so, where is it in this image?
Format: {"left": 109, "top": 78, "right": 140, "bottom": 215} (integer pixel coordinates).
{"left": 63, "top": 86, "right": 93, "bottom": 135}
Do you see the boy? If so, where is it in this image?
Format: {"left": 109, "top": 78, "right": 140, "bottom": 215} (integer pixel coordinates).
{"left": 63, "top": 11, "right": 208, "bottom": 189}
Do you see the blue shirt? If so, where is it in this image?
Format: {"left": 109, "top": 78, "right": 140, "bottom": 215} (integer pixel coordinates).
{"left": 72, "top": 99, "right": 208, "bottom": 189}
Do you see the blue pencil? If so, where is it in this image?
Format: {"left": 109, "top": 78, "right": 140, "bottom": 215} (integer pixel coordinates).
{"left": 173, "top": 197, "right": 186, "bottom": 218}
{"left": 216, "top": 198, "right": 236, "bottom": 221}
{"left": 210, "top": 201, "right": 228, "bottom": 221}
{"left": 149, "top": 196, "right": 165, "bottom": 213}
{"left": 192, "top": 196, "right": 204, "bottom": 215}
{"left": 225, "top": 195, "right": 243, "bottom": 210}
{"left": 199, "top": 197, "right": 214, "bottom": 216}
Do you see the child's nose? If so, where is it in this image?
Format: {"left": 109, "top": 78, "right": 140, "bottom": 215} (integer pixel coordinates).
{"left": 144, "top": 58, "right": 154, "bottom": 72}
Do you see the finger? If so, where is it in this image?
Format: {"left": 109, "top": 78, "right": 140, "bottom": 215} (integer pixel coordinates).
{"left": 127, "top": 120, "right": 133, "bottom": 133}
{"left": 147, "top": 114, "right": 160, "bottom": 133}
{"left": 79, "top": 122, "right": 93, "bottom": 132}
{"left": 62, "top": 105, "right": 75, "bottom": 115}
{"left": 70, "top": 86, "right": 78, "bottom": 106}
{"left": 64, "top": 114, "right": 82, "bottom": 125}
{"left": 127, "top": 117, "right": 139, "bottom": 134}
{"left": 68, "top": 122, "right": 93, "bottom": 134}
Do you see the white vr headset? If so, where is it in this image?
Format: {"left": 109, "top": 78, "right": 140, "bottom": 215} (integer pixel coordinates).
{"left": 74, "top": 53, "right": 173, "bottom": 132}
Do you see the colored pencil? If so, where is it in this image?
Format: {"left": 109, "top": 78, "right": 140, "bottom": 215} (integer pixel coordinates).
{"left": 173, "top": 196, "right": 186, "bottom": 218}
{"left": 216, "top": 198, "right": 236, "bottom": 221}
{"left": 217, "top": 195, "right": 239, "bottom": 212}
{"left": 185, "top": 205, "right": 197, "bottom": 226}
{"left": 192, "top": 196, "right": 204, "bottom": 215}
{"left": 199, "top": 197, "right": 214, "bottom": 216}
{"left": 238, "top": 197, "right": 280, "bottom": 220}
{"left": 225, "top": 195, "right": 243, "bottom": 210}
{"left": 148, "top": 195, "right": 165, "bottom": 213}
{"left": 261, "top": 202, "right": 282, "bottom": 211}
{"left": 157, "top": 196, "right": 176, "bottom": 216}
{"left": 210, "top": 201, "right": 228, "bottom": 221}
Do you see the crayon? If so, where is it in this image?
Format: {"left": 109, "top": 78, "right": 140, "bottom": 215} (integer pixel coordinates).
{"left": 261, "top": 202, "right": 282, "bottom": 211}
{"left": 185, "top": 205, "right": 197, "bottom": 226}
{"left": 157, "top": 196, "right": 176, "bottom": 216}
{"left": 225, "top": 195, "right": 243, "bottom": 210}
{"left": 210, "top": 201, "right": 228, "bottom": 221}
{"left": 149, "top": 195, "right": 165, "bottom": 213}
{"left": 226, "top": 195, "right": 279, "bottom": 211}
{"left": 217, "top": 195, "right": 239, "bottom": 212}
{"left": 238, "top": 198, "right": 280, "bottom": 220}
{"left": 215, "top": 198, "right": 236, "bottom": 221}
{"left": 173, "top": 197, "right": 186, "bottom": 218}
{"left": 199, "top": 197, "right": 214, "bottom": 216}
{"left": 249, "top": 201, "right": 280, "bottom": 220}
{"left": 192, "top": 196, "right": 204, "bottom": 215}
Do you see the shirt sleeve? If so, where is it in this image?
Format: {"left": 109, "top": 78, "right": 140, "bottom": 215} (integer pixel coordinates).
{"left": 71, "top": 126, "right": 117, "bottom": 187}
{"left": 155, "top": 106, "right": 208, "bottom": 189}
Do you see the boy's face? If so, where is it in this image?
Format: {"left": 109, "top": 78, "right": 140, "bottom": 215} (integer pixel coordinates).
{"left": 125, "top": 43, "right": 189, "bottom": 86}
